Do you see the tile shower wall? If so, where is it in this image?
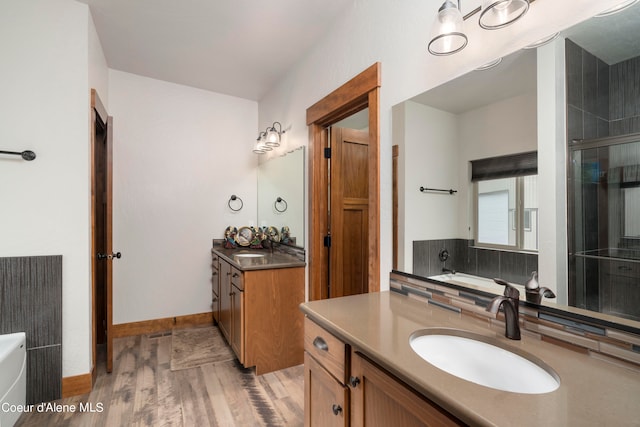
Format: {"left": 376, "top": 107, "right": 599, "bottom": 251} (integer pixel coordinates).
{"left": 413, "top": 239, "right": 538, "bottom": 285}
{"left": 0, "top": 256, "right": 62, "bottom": 404}
{"left": 566, "top": 38, "right": 640, "bottom": 140}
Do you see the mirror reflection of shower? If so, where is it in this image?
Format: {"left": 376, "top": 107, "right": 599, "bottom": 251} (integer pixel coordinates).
{"left": 569, "top": 134, "right": 640, "bottom": 321}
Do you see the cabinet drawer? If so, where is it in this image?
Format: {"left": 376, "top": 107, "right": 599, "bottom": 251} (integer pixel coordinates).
{"left": 305, "top": 317, "right": 347, "bottom": 385}
{"left": 230, "top": 266, "right": 243, "bottom": 290}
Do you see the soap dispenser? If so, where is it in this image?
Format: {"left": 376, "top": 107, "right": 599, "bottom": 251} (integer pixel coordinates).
{"left": 524, "top": 271, "right": 556, "bottom": 304}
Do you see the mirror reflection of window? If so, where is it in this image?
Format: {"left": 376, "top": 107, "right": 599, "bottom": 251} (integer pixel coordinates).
{"left": 476, "top": 174, "right": 538, "bottom": 251}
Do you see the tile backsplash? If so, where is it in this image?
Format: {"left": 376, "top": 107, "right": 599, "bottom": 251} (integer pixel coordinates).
{"left": 413, "top": 239, "right": 538, "bottom": 286}
{"left": 390, "top": 271, "right": 640, "bottom": 370}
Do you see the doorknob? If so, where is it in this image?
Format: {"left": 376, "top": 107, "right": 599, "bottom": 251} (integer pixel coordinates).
{"left": 97, "top": 252, "right": 122, "bottom": 260}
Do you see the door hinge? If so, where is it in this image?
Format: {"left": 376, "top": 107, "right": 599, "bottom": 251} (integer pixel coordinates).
{"left": 323, "top": 235, "right": 331, "bottom": 247}
{"left": 324, "top": 147, "right": 331, "bottom": 159}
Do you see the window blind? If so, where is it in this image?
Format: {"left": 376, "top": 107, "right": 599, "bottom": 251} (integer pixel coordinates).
{"left": 471, "top": 151, "right": 537, "bottom": 182}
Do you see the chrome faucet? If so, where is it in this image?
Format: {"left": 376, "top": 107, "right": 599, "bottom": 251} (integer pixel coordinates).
{"left": 524, "top": 271, "right": 556, "bottom": 304}
{"left": 486, "top": 278, "right": 521, "bottom": 340}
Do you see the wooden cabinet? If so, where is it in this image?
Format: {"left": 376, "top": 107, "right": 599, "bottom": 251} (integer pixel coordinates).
{"left": 304, "top": 351, "right": 349, "bottom": 427}
{"left": 214, "top": 252, "right": 304, "bottom": 374}
{"left": 211, "top": 253, "right": 220, "bottom": 324}
{"left": 304, "top": 317, "right": 349, "bottom": 426}
{"left": 218, "top": 258, "right": 232, "bottom": 343}
{"left": 350, "top": 351, "right": 464, "bottom": 427}
{"left": 304, "top": 317, "right": 463, "bottom": 427}
{"left": 230, "top": 266, "right": 244, "bottom": 363}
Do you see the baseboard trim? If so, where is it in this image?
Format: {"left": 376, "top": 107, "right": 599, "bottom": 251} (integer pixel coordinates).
{"left": 112, "top": 312, "right": 213, "bottom": 338}
{"left": 62, "top": 371, "right": 93, "bottom": 398}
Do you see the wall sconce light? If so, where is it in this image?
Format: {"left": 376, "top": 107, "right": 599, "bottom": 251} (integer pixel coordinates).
{"left": 428, "top": 0, "right": 531, "bottom": 56}
{"left": 253, "top": 122, "right": 286, "bottom": 154}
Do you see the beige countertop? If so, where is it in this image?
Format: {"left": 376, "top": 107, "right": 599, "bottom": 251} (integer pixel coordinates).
{"left": 212, "top": 247, "right": 305, "bottom": 271}
{"left": 300, "top": 291, "right": 640, "bottom": 427}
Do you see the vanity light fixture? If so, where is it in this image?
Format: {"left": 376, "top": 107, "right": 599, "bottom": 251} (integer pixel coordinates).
{"left": 253, "top": 122, "right": 286, "bottom": 154}
{"left": 479, "top": 0, "right": 529, "bottom": 30}
{"left": 428, "top": 0, "right": 531, "bottom": 56}
{"left": 595, "top": 0, "right": 639, "bottom": 17}
{"left": 265, "top": 121, "right": 285, "bottom": 147}
{"left": 428, "top": 0, "right": 468, "bottom": 56}
{"left": 253, "top": 131, "right": 272, "bottom": 154}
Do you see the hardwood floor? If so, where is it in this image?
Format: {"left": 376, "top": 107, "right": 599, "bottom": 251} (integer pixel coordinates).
{"left": 15, "top": 329, "right": 304, "bottom": 427}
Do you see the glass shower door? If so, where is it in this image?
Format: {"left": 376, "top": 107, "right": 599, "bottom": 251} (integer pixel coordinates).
{"left": 569, "top": 134, "right": 640, "bottom": 321}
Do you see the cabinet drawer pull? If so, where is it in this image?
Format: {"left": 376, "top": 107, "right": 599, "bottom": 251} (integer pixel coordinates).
{"left": 212, "top": 271, "right": 218, "bottom": 276}
{"left": 212, "top": 297, "right": 218, "bottom": 302}
{"left": 332, "top": 404, "right": 342, "bottom": 416}
{"left": 313, "top": 336, "right": 329, "bottom": 352}
{"left": 232, "top": 273, "right": 240, "bottom": 278}
{"left": 212, "top": 257, "right": 218, "bottom": 261}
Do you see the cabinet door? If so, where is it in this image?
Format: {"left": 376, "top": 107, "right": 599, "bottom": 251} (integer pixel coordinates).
{"left": 211, "top": 254, "right": 220, "bottom": 324}
{"left": 218, "top": 260, "right": 232, "bottom": 343}
{"left": 304, "top": 352, "right": 349, "bottom": 427}
{"left": 231, "top": 282, "right": 244, "bottom": 364}
{"left": 350, "top": 351, "right": 463, "bottom": 427}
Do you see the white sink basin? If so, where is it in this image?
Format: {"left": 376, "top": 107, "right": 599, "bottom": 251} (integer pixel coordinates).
{"left": 409, "top": 329, "right": 559, "bottom": 394}
{"left": 234, "top": 253, "right": 266, "bottom": 258}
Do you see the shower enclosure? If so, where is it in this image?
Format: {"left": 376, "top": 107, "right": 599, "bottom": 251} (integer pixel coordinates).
{"left": 569, "top": 133, "right": 640, "bottom": 321}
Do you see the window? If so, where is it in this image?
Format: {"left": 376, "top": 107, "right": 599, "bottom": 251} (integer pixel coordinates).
{"left": 472, "top": 152, "right": 538, "bottom": 251}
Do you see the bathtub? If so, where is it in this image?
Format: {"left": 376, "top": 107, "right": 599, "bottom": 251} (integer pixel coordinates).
{"left": 428, "top": 272, "right": 525, "bottom": 295}
{"left": 0, "top": 333, "right": 26, "bottom": 427}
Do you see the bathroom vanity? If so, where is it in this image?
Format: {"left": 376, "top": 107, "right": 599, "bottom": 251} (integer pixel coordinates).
{"left": 211, "top": 247, "right": 305, "bottom": 375}
{"left": 300, "top": 286, "right": 640, "bottom": 426}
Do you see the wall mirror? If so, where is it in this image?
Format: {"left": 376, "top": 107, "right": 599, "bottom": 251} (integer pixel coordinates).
{"left": 393, "top": 1, "right": 640, "bottom": 329}
{"left": 257, "top": 146, "right": 305, "bottom": 248}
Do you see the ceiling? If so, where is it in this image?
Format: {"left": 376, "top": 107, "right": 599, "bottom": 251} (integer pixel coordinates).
{"left": 77, "top": 0, "right": 354, "bottom": 101}
{"left": 410, "top": 2, "right": 640, "bottom": 113}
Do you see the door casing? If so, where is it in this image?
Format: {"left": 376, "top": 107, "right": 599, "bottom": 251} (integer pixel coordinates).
{"left": 306, "top": 63, "right": 381, "bottom": 300}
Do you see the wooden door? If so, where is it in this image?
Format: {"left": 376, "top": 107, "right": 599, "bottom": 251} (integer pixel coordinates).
{"left": 91, "top": 89, "right": 115, "bottom": 375}
{"left": 329, "top": 127, "right": 369, "bottom": 298}
{"left": 306, "top": 63, "right": 381, "bottom": 302}
{"left": 304, "top": 352, "right": 349, "bottom": 427}
{"left": 350, "top": 352, "right": 463, "bottom": 427}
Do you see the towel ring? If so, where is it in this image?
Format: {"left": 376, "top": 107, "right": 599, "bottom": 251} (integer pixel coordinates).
{"left": 228, "top": 195, "right": 243, "bottom": 212}
{"left": 274, "top": 197, "right": 288, "bottom": 213}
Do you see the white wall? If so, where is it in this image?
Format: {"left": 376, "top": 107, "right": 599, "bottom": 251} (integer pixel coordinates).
{"left": 258, "top": 0, "right": 620, "bottom": 292}
{"left": 401, "top": 101, "right": 460, "bottom": 272}
{"left": 458, "top": 91, "right": 538, "bottom": 239}
{"left": 0, "top": 0, "right": 95, "bottom": 377}
{"left": 398, "top": 93, "right": 537, "bottom": 272}
{"left": 537, "top": 38, "right": 568, "bottom": 303}
{"left": 108, "top": 70, "right": 258, "bottom": 324}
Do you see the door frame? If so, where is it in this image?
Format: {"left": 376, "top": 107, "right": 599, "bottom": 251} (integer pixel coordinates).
{"left": 306, "top": 63, "right": 381, "bottom": 300}
{"left": 90, "top": 88, "right": 113, "bottom": 378}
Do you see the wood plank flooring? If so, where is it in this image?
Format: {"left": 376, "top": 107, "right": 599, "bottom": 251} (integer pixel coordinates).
{"left": 15, "top": 329, "right": 304, "bottom": 427}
